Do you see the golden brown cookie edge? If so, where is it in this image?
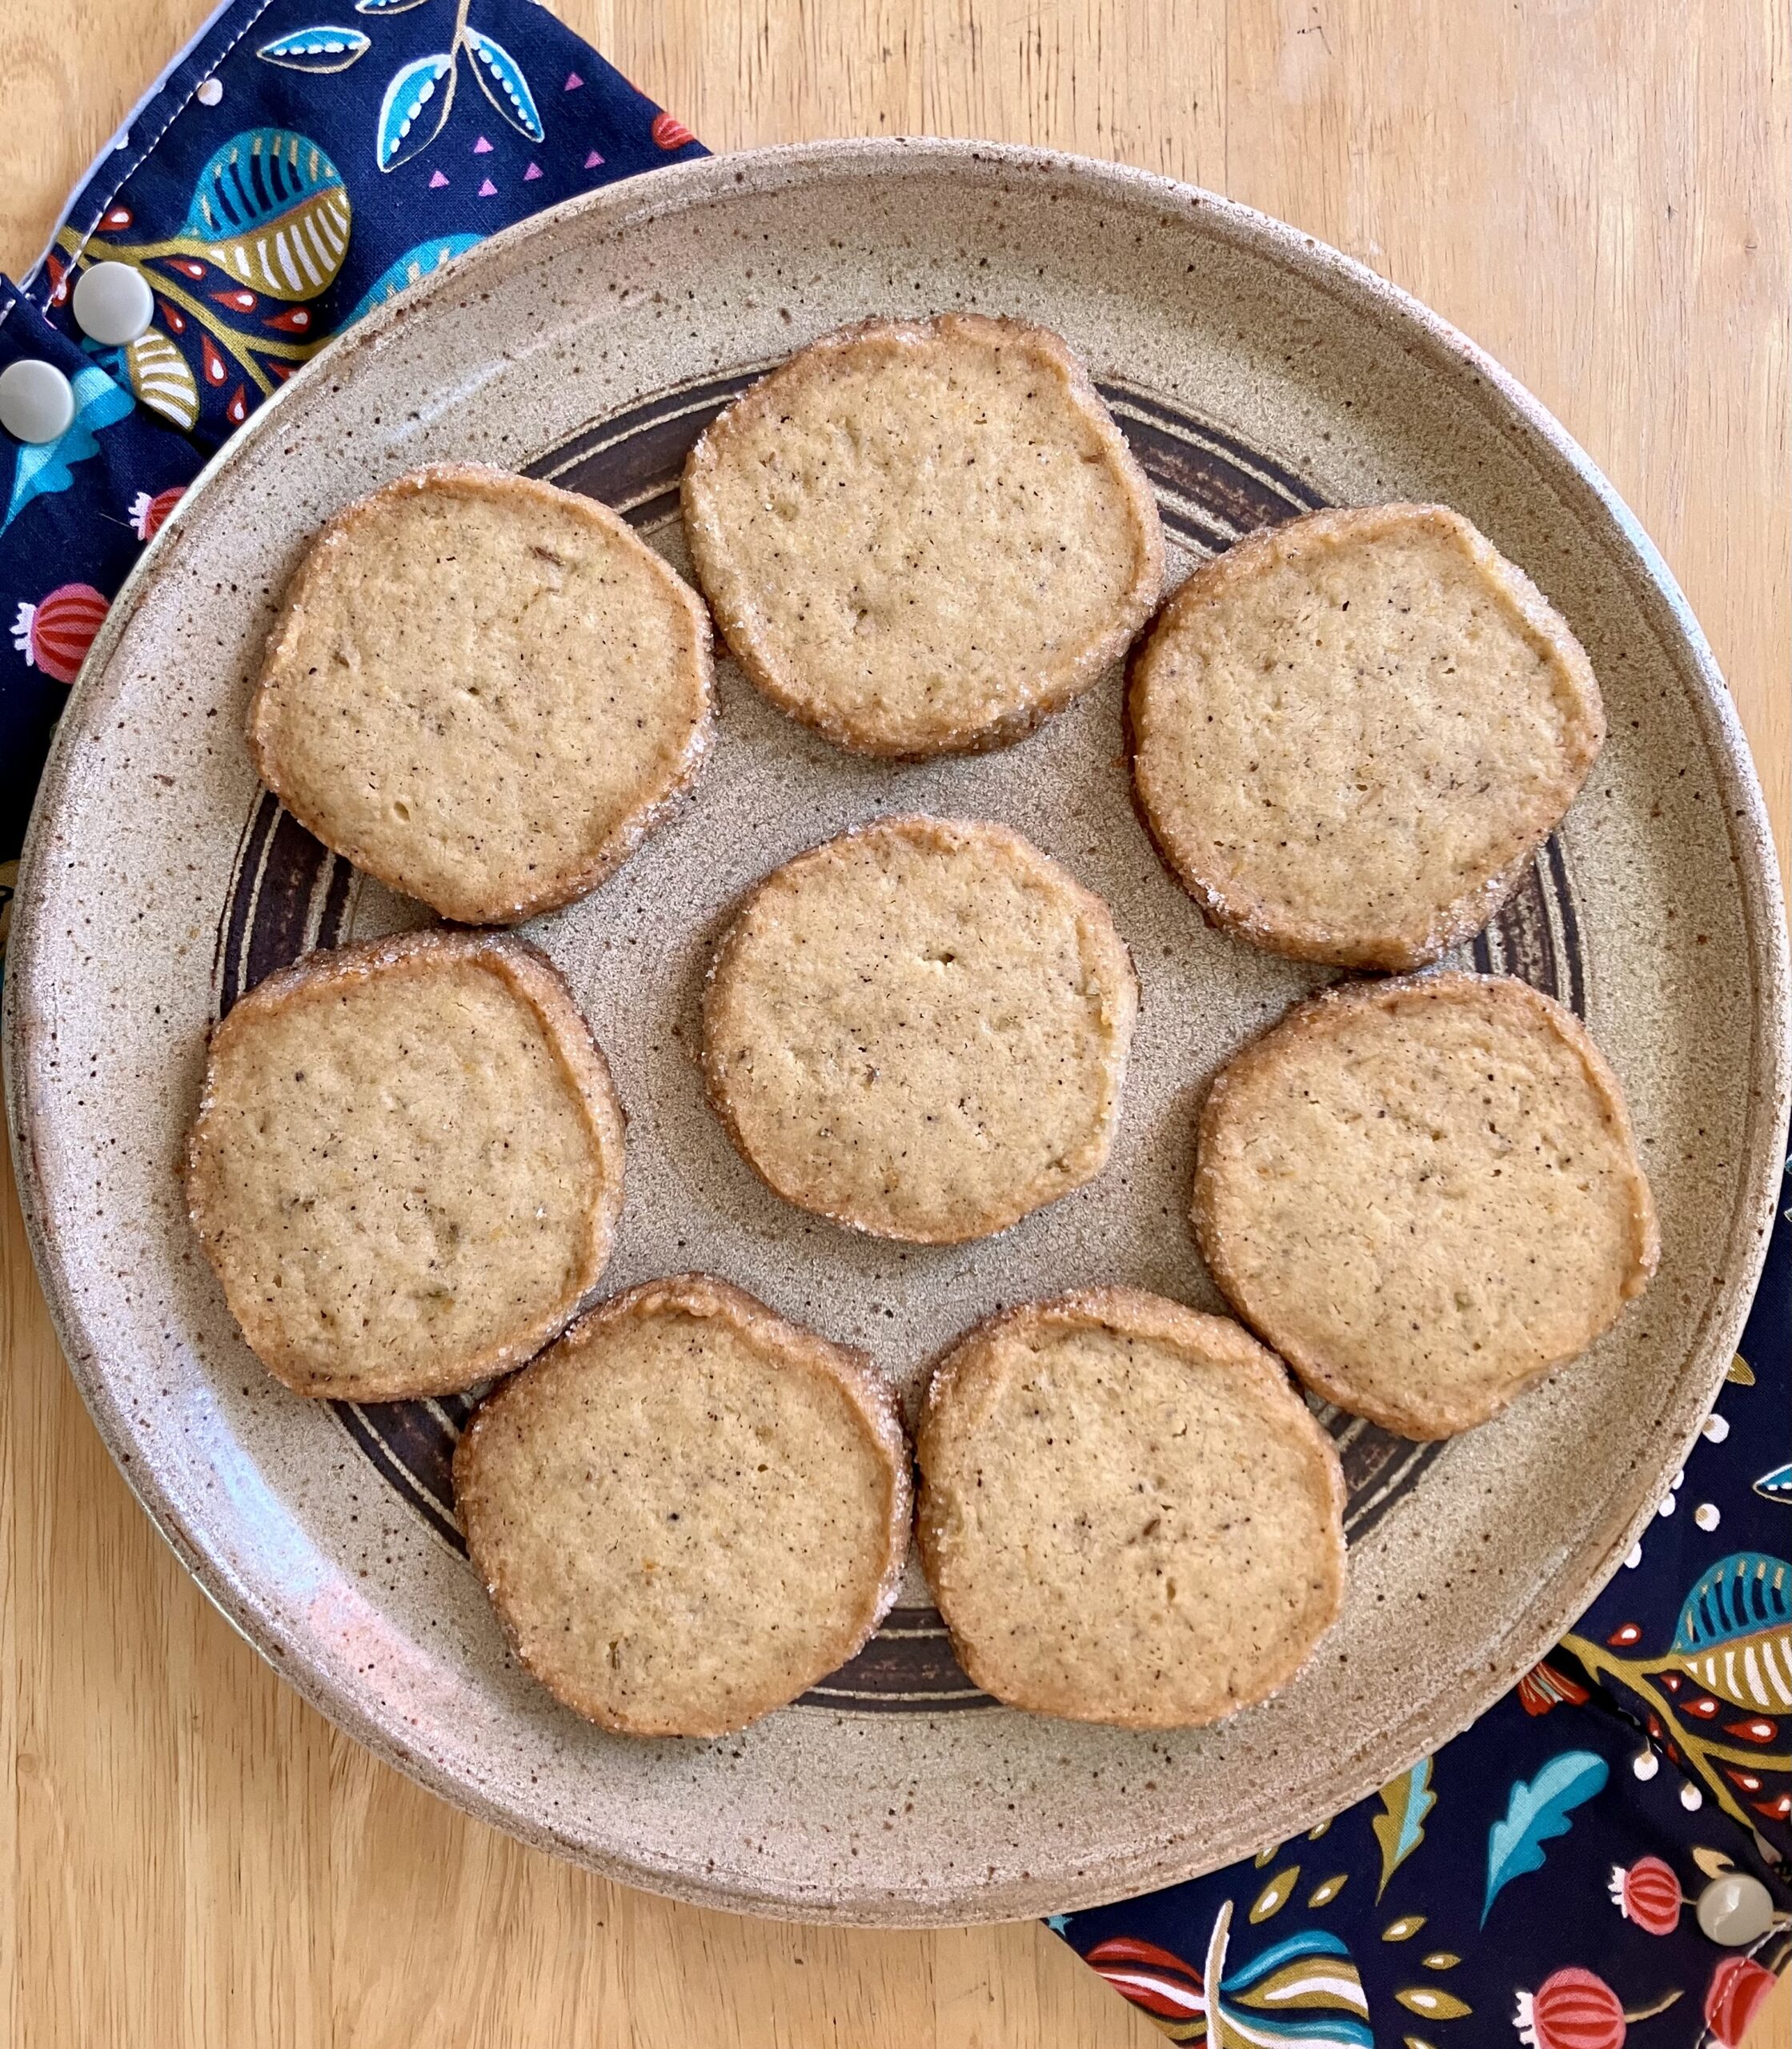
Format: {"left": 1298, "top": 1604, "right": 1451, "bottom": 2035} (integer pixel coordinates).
{"left": 1191, "top": 970, "right": 1659, "bottom": 1438}
{"left": 247, "top": 463, "right": 716, "bottom": 925}
{"left": 1127, "top": 503, "right": 1606, "bottom": 970}
{"left": 681, "top": 315, "right": 1165, "bottom": 758}
{"left": 184, "top": 927, "right": 626, "bottom": 1401}
{"left": 452, "top": 1271, "right": 913, "bottom": 1738}
{"left": 915, "top": 1285, "right": 1347, "bottom": 1728}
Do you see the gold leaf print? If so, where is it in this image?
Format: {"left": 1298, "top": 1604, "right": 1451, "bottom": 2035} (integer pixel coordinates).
{"left": 1382, "top": 1915, "right": 1426, "bottom": 1942}
{"left": 1308, "top": 1874, "right": 1348, "bottom": 1907}
{"left": 1307, "top": 1817, "right": 1332, "bottom": 1839}
{"left": 1254, "top": 1842, "right": 1281, "bottom": 1868}
{"left": 1727, "top": 1353, "right": 1754, "bottom": 1385}
{"left": 1404, "top": 2039, "right": 1438, "bottom": 2049}
{"left": 1397, "top": 1989, "right": 1473, "bottom": 2020}
{"left": 1421, "top": 1953, "right": 1461, "bottom": 1971}
{"left": 1249, "top": 1867, "right": 1299, "bottom": 1923}
{"left": 1692, "top": 1846, "right": 1736, "bottom": 1879}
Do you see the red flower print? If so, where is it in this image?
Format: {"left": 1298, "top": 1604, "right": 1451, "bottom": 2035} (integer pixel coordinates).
{"left": 11, "top": 583, "right": 109, "bottom": 684}
{"left": 1607, "top": 1856, "right": 1681, "bottom": 1935}
{"left": 1705, "top": 1958, "right": 1774, "bottom": 2048}
{"left": 129, "top": 485, "right": 184, "bottom": 543}
{"left": 1515, "top": 1968, "right": 1626, "bottom": 2049}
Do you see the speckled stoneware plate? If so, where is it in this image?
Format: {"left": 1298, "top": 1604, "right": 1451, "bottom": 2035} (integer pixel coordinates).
{"left": 6, "top": 140, "right": 1789, "bottom": 1925}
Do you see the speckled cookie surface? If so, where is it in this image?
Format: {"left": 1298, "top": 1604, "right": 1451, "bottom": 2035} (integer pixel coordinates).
{"left": 702, "top": 815, "right": 1140, "bottom": 1243}
{"left": 1194, "top": 972, "right": 1658, "bottom": 1438}
{"left": 248, "top": 463, "right": 713, "bottom": 924}
{"left": 916, "top": 1288, "right": 1347, "bottom": 1728}
{"left": 681, "top": 314, "right": 1165, "bottom": 756}
{"left": 185, "top": 930, "right": 625, "bottom": 1401}
{"left": 1129, "top": 503, "right": 1606, "bottom": 969}
{"left": 454, "top": 1274, "right": 912, "bottom": 1738}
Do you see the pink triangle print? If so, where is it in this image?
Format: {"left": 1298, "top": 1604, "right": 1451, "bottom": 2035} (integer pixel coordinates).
{"left": 473, "top": 135, "right": 493, "bottom": 154}
{"left": 428, "top": 170, "right": 449, "bottom": 189}
{"left": 564, "top": 71, "right": 583, "bottom": 90}
{"left": 523, "top": 162, "right": 542, "bottom": 181}
{"left": 584, "top": 150, "right": 605, "bottom": 169}
{"left": 478, "top": 177, "right": 498, "bottom": 197}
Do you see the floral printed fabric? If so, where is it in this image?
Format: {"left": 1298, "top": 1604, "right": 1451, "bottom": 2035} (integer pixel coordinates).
{"left": 1054, "top": 1144, "right": 1791, "bottom": 2042}
{"left": 0, "top": 6, "right": 1785, "bottom": 2032}
{"left": 0, "top": 0, "right": 700, "bottom": 886}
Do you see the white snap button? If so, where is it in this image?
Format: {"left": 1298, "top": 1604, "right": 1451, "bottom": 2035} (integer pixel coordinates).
{"left": 1696, "top": 1871, "right": 1775, "bottom": 1946}
{"left": 0, "top": 358, "right": 74, "bottom": 443}
{"left": 72, "top": 262, "right": 153, "bottom": 347}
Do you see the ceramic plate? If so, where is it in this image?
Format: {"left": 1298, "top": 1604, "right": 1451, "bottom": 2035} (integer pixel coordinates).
{"left": 6, "top": 141, "right": 1788, "bottom": 1925}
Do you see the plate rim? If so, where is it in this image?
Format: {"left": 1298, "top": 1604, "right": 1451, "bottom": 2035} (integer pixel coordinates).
{"left": 6, "top": 135, "right": 1790, "bottom": 1924}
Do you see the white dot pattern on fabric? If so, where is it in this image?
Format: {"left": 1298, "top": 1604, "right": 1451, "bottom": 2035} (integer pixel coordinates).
{"left": 0, "top": 358, "right": 74, "bottom": 444}
{"left": 1656, "top": 1492, "right": 1677, "bottom": 1518}
{"left": 1624, "top": 1542, "right": 1644, "bottom": 1570}
{"left": 196, "top": 76, "right": 222, "bottom": 106}
{"left": 1702, "top": 1411, "right": 1730, "bottom": 1443}
{"left": 1695, "top": 1871, "right": 1775, "bottom": 1946}
{"left": 1632, "top": 1748, "right": 1659, "bottom": 1780}
{"left": 72, "top": 262, "right": 153, "bottom": 347}
{"left": 1679, "top": 1781, "right": 1702, "bottom": 1811}
{"left": 1694, "top": 1502, "right": 1721, "bottom": 1531}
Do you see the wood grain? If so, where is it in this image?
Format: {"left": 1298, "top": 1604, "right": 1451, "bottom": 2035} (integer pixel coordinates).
{"left": 0, "top": 3, "right": 1786, "bottom": 2043}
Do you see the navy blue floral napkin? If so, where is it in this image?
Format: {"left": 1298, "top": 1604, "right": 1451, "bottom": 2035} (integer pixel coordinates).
{"left": 0, "top": 4, "right": 1785, "bottom": 2033}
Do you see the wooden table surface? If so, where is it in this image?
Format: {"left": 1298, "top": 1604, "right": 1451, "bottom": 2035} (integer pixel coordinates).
{"left": 1, "top": 3, "right": 1786, "bottom": 2043}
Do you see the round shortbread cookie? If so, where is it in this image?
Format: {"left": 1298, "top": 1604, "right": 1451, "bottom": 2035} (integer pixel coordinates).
{"left": 916, "top": 1288, "right": 1346, "bottom": 1729}
{"left": 248, "top": 463, "right": 712, "bottom": 924}
{"left": 1194, "top": 972, "right": 1658, "bottom": 1439}
{"left": 1129, "top": 503, "right": 1606, "bottom": 969}
{"left": 681, "top": 314, "right": 1165, "bottom": 756}
{"left": 185, "top": 930, "right": 625, "bottom": 1401}
{"left": 702, "top": 816, "right": 1139, "bottom": 1244}
{"left": 453, "top": 1274, "right": 912, "bottom": 1738}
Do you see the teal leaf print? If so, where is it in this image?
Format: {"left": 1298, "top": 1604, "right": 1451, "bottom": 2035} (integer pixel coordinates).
{"left": 1216, "top": 1908, "right": 1373, "bottom": 2049}
{"left": 175, "top": 130, "right": 351, "bottom": 299}
{"left": 1372, "top": 1757, "right": 1435, "bottom": 1899}
{"left": 1482, "top": 1749, "right": 1609, "bottom": 1924}
{"left": 257, "top": 25, "right": 371, "bottom": 73}
{"left": 4, "top": 364, "right": 134, "bottom": 531}
{"left": 348, "top": 233, "right": 483, "bottom": 323}
{"left": 1670, "top": 1552, "right": 1792, "bottom": 1712}
{"left": 459, "top": 29, "right": 544, "bottom": 142}
{"left": 378, "top": 53, "right": 457, "bottom": 172}
{"left": 1084, "top": 1903, "right": 1373, "bottom": 2049}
